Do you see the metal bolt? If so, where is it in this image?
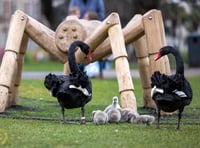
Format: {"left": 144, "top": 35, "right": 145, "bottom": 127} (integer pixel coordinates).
{"left": 148, "top": 15, "right": 153, "bottom": 20}
{"left": 63, "top": 27, "right": 67, "bottom": 31}
{"left": 72, "top": 27, "right": 76, "bottom": 31}
{"left": 59, "top": 35, "right": 64, "bottom": 39}
{"left": 73, "top": 34, "right": 78, "bottom": 39}
{"left": 21, "top": 16, "right": 25, "bottom": 21}
{"left": 106, "top": 21, "right": 110, "bottom": 24}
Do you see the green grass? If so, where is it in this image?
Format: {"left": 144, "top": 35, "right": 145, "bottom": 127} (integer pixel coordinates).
{"left": 1, "top": 119, "right": 200, "bottom": 148}
{"left": 22, "top": 59, "right": 139, "bottom": 71}
{"left": 22, "top": 48, "right": 188, "bottom": 72}
{"left": 23, "top": 60, "right": 64, "bottom": 71}
{"left": 0, "top": 76, "right": 200, "bottom": 148}
{"left": 22, "top": 50, "right": 63, "bottom": 71}
{"left": 22, "top": 50, "right": 139, "bottom": 71}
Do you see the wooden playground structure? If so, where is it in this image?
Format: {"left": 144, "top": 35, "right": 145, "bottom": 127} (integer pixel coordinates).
{"left": 0, "top": 9, "right": 171, "bottom": 112}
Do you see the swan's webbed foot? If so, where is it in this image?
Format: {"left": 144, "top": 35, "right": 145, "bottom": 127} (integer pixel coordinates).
{"left": 80, "top": 117, "right": 86, "bottom": 124}
{"left": 156, "top": 124, "right": 161, "bottom": 129}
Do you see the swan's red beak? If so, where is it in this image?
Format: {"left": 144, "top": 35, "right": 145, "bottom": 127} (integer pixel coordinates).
{"left": 87, "top": 51, "right": 92, "bottom": 62}
{"left": 154, "top": 52, "right": 161, "bottom": 61}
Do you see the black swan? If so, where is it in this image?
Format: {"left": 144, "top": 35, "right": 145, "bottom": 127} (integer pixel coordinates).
{"left": 44, "top": 41, "right": 92, "bottom": 124}
{"left": 151, "top": 46, "right": 193, "bottom": 129}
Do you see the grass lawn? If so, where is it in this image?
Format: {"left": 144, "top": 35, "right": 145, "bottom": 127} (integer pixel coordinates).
{"left": 22, "top": 50, "right": 139, "bottom": 72}
{"left": 0, "top": 75, "right": 200, "bottom": 148}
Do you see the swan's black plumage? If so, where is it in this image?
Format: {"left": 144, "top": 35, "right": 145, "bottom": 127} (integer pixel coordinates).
{"left": 151, "top": 46, "right": 193, "bottom": 129}
{"left": 44, "top": 41, "right": 92, "bottom": 124}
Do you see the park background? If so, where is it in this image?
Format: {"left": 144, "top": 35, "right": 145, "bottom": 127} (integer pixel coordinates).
{"left": 0, "top": 1, "right": 200, "bottom": 148}
{"left": 0, "top": 0, "right": 200, "bottom": 66}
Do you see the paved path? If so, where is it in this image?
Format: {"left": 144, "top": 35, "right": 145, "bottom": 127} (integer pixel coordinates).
{"left": 22, "top": 68, "right": 200, "bottom": 79}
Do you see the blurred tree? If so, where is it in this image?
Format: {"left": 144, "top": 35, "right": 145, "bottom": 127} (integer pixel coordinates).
{"left": 104, "top": 0, "right": 160, "bottom": 62}
{"left": 161, "top": 2, "right": 188, "bottom": 37}
{"left": 132, "top": 0, "right": 160, "bottom": 14}
{"left": 161, "top": 1, "right": 200, "bottom": 37}
{"left": 40, "top": 0, "right": 200, "bottom": 61}
{"left": 187, "top": 5, "right": 200, "bottom": 32}
{"left": 41, "top": 0, "right": 70, "bottom": 30}
{"left": 40, "top": 0, "right": 200, "bottom": 34}
{"left": 41, "top": 0, "right": 70, "bottom": 61}
{"left": 104, "top": 0, "right": 160, "bottom": 27}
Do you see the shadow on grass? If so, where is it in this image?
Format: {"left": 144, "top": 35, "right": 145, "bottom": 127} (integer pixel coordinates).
{"left": 0, "top": 97, "right": 200, "bottom": 125}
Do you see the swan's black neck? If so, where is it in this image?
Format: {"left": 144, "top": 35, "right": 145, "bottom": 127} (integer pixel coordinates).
{"left": 167, "top": 46, "right": 184, "bottom": 75}
{"left": 68, "top": 41, "right": 89, "bottom": 74}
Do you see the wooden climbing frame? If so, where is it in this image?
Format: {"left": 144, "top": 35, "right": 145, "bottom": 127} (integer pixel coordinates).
{"left": 0, "top": 9, "right": 170, "bottom": 112}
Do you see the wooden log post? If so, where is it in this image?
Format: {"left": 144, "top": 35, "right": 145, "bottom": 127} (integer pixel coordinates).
{"left": 123, "top": 14, "right": 144, "bottom": 44}
{"left": 142, "top": 9, "right": 171, "bottom": 75}
{"left": 55, "top": 16, "right": 102, "bottom": 53}
{"left": 55, "top": 16, "right": 102, "bottom": 73}
{"left": 76, "top": 14, "right": 145, "bottom": 64}
{"left": 133, "top": 35, "right": 156, "bottom": 108}
{"left": 0, "top": 10, "right": 27, "bottom": 111}
{"left": 108, "top": 14, "right": 137, "bottom": 112}
{"left": 25, "top": 14, "right": 67, "bottom": 64}
{"left": 9, "top": 33, "right": 29, "bottom": 107}
{"left": 143, "top": 10, "right": 175, "bottom": 114}
{"left": 0, "top": 52, "right": 17, "bottom": 110}
{"left": 55, "top": 16, "right": 87, "bottom": 53}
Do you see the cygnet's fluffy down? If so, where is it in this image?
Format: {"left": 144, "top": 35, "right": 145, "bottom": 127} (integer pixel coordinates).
{"left": 130, "top": 114, "right": 155, "bottom": 125}
{"left": 120, "top": 108, "right": 139, "bottom": 122}
{"left": 104, "top": 96, "right": 121, "bottom": 113}
{"left": 92, "top": 110, "right": 108, "bottom": 125}
{"left": 107, "top": 108, "right": 121, "bottom": 123}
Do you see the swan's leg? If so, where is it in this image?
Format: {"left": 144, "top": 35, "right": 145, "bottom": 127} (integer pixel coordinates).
{"left": 61, "top": 107, "right": 65, "bottom": 123}
{"left": 156, "top": 108, "right": 161, "bottom": 129}
{"left": 80, "top": 106, "right": 86, "bottom": 124}
{"left": 177, "top": 107, "right": 184, "bottom": 130}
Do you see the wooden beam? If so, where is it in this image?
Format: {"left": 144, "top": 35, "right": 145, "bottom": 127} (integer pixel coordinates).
{"left": 56, "top": 16, "right": 101, "bottom": 53}
{"left": 133, "top": 35, "right": 156, "bottom": 108}
{"left": 0, "top": 10, "right": 27, "bottom": 111}
{"left": 9, "top": 33, "right": 29, "bottom": 107}
{"left": 90, "top": 14, "right": 144, "bottom": 63}
{"left": 142, "top": 9, "right": 171, "bottom": 75}
{"left": 25, "top": 13, "right": 67, "bottom": 64}
{"left": 108, "top": 14, "right": 137, "bottom": 112}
